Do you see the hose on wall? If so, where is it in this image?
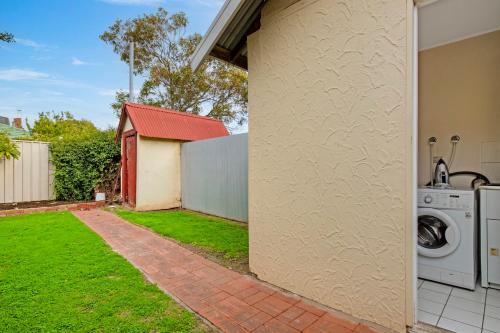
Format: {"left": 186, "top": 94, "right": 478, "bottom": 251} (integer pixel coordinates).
{"left": 428, "top": 137, "right": 437, "bottom": 187}
{"left": 425, "top": 171, "right": 490, "bottom": 189}
{"left": 448, "top": 135, "right": 460, "bottom": 170}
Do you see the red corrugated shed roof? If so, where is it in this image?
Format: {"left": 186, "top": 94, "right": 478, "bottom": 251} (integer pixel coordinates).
{"left": 117, "top": 103, "right": 229, "bottom": 141}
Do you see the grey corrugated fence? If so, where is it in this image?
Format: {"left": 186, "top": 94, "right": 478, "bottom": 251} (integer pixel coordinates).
{"left": 181, "top": 133, "right": 248, "bottom": 222}
{"left": 0, "top": 140, "right": 54, "bottom": 204}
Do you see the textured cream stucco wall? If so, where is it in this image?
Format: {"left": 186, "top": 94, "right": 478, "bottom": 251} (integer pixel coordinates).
{"left": 136, "top": 136, "right": 181, "bottom": 211}
{"left": 418, "top": 30, "right": 500, "bottom": 186}
{"left": 247, "top": 0, "right": 413, "bottom": 331}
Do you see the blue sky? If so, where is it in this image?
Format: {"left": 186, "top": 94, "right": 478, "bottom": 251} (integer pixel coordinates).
{"left": 0, "top": 0, "right": 223, "bottom": 129}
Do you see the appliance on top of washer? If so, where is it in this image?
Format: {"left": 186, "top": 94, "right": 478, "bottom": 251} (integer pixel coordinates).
{"left": 417, "top": 187, "right": 478, "bottom": 290}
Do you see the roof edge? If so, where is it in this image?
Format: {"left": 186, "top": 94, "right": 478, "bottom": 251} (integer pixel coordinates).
{"left": 191, "top": 0, "right": 248, "bottom": 71}
{"left": 124, "top": 102, "right": 224, "bottom": 123}
{"left": 115, "top": 102, "right": 228, "bottom": 142}
{"left": 115, "top": 104, "right": 129, "bottom": 143}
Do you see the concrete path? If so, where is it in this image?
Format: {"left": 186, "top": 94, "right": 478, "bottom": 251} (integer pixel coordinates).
{"left": 73, "top": 209, "right": 381, "bottom": 333}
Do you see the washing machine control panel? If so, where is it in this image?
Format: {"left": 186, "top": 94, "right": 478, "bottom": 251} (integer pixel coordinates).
{"left": 418, "top": 190, "right": 474, "bottom": 210}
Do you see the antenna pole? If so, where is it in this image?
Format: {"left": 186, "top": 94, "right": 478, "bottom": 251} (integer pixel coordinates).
{"left": 129, "top": 42, "right": 134, "bottom": 102}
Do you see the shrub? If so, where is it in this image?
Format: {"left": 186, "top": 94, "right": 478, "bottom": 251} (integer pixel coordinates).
{"left": 0, "top": 132, "right": 20, "bottom": 160}
{"left": 50, "top": 130, "right": 120, "bottom": 201}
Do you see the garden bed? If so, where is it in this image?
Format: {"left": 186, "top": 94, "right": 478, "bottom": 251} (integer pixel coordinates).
{"left": 0, "top": 200, "right": 72, "bottom": 211}
{"left": 0, "top": 201, "right": 106, "bottom": 217}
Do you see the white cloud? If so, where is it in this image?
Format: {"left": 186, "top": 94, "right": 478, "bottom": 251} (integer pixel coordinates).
{"left": 192, "top": 0, "right": 224, "bottom": 7}
{"left": 169, "top": 0, "right": 223, "bottom": 8}
{"left": 100, "top": 0, "right": 163, "bottom": 5}
{"left": 71, "top": 57, "right": 87, "bottom": 66}
{"left": 0, "top": 106, "right": 17, "bottom": 112}
{"left": 40, "top": 89, "right": 63, "bottom": 96}
{"left": 98, "top": 89, "right": 118, "bottom": 97}
{"left": 98, "top": 88, "right": 139, "bottom": 97}
{"left": 15, "top": 38, "right": 45, "bottom": 49}
{"left": 0, "top": 69, "right": 49, "bottom": 81}
{"left": 31, "top": 55, "right": 53, "bottom": 62}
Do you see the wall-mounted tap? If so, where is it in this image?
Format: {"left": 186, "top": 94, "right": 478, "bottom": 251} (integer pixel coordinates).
{"left": 448, "top": 135, "right": 460, "bottom": 170}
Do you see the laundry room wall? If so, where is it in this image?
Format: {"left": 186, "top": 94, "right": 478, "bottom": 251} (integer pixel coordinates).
{"left": 418, "top": 29, "right": 500, "bottom": 187}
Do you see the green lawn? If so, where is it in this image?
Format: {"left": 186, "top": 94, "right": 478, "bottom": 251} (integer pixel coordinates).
{"left": 113, "top": 209, "right": 248, "bottom": 262}
{"left": 0, "top": 212, "right": 209, "bottom": 333}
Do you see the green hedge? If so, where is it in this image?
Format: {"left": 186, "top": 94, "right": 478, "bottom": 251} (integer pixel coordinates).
{"left": 50, "top": 131, "right": 120, "bottom": 201}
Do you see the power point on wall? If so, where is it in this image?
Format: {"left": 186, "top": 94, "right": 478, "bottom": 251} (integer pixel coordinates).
{"left": 433, "top": 156, "right": 443, "bottom": 163}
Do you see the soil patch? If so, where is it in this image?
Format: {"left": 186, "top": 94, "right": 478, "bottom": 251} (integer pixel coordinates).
{"left": 0, "top": 200, "right": 74, "bottom": 211}
{"left": 175, "top": 241, "right": 250, "bottom": 275}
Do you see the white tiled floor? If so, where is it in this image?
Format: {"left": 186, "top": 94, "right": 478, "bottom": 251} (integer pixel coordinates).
{"left": 418, "top": 279, "right": 500, "bottom": 333}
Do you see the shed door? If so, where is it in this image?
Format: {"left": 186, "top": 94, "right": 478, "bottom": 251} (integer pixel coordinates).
{"left": 125, "top": 135, "right": 137, "bottom": 207}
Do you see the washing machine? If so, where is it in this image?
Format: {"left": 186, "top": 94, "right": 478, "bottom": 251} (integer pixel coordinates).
{"left": 417, "top": 187, "right": 478, "bottom": 290}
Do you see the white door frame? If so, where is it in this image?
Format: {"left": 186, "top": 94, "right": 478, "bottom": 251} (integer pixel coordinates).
{"left": 412, "top": 2, "right": 419, "bottom": 326}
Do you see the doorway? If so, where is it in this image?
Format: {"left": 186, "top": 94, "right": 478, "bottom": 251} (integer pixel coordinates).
{"left": 122, "top": 130, "right": 137, "bottom": 207}
{"left": 413, "top": 0, "right": 500, "bottom": 331}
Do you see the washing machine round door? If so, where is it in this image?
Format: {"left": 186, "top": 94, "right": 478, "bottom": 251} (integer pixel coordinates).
{"left": 417, "top": 208, "right": 461, "bottom": 258}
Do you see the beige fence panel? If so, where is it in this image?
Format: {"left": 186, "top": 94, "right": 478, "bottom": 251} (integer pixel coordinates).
{"left": 0, "top": 141, "right": 54, "bottom": 204}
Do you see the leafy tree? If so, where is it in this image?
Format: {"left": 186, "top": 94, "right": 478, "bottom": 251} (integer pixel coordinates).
{"left": 0, "top": 32, "right": 14, "bottom": 43}
{"left": 100, "top": 8, "right": 248, "bottom": 127}
{"left": 110, "top": 91, "right": 129, "bottom": 117}
{"left": 0, "top": 132, "right": 20, "bottom": 160}
{"left": 28, "top": 112, "right": 99, "bottom": 142}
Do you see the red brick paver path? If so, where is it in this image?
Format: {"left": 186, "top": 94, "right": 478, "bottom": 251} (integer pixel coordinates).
{"left": 73, "top": 209, "right": 381, "bottom": 333}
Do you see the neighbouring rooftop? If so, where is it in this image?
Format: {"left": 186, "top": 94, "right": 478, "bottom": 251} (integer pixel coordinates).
{"left": 0, "top": 117, "right": 29, "bottom": 139}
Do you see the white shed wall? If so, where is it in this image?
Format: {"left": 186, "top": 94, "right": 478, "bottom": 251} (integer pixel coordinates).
{"left": 135, "top": 136, "right": 181, "bottom": 211}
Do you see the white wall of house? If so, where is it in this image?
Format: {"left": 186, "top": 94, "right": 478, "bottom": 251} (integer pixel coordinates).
{"left": 247, "top": 0, "right": 413, "bottom": 331}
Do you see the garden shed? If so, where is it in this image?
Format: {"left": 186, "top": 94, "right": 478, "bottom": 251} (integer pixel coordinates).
{"left": 116, "top": 102, "right": 228, "bottom": 211}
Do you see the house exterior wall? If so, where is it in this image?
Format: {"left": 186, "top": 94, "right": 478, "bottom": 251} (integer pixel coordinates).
{"left": 135, "top": 136, "right": 181, "bottom": 211}
{"left": 418, "top": 30, "right": 500, "bottom": 186}
{"left": 247, "top": 0, "right": 413, "bottom": 331}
